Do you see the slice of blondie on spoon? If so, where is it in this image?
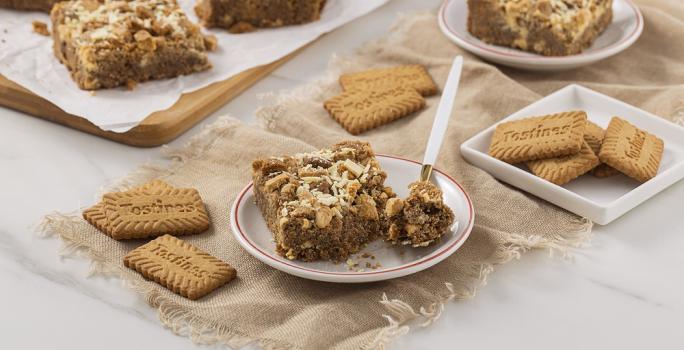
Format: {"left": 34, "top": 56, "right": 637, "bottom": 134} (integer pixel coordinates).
{"left": 385, "top": 182, "right": 454, "bottom": 247}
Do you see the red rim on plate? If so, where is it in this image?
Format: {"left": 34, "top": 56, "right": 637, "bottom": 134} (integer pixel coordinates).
{"left": 439, "top": 0, "right": 643, "bottom": 60}
{"left": 231, "top": 155, "right": 475, "bottom": 278}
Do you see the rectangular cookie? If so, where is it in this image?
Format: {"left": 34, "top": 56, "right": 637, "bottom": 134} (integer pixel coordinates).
{"left": 252, "top": 140, "right": 396, "bottom": 262}
{"left": 83, "top": 180, "right": 174, "bottom": 237}
{"left": 527, "top": 140, "right": 600, "bottom": 185}
{"left": 0, "top": 0, "right": 59, "bottom": 12}
{"left": 83, "top": 180, "right": 210, "bottom": 240}
{"left": 83, "top": 203, "right": 110, "bottom": 233}
{"left": 467, "top": 0, "right": 613, "bottom": 56}
{"left": 102, "top": 187, "right": 210, "bottom": 240}
{"left": 340, "top": 65, "right": 438, "bottom": 97}
{"left": 583, "top": 120, "right": 605, "bottom": 155}
{"left": 51, "top": 0, "right": 212, "bottom": 90}
{"left": 489, "top": 111, "right": 587, "bottom": 163}
{"left": 584, "top": 120, "right": 620, "bottom": 178}
{"left": 598, "top": 117, "right": 664, "bottom": 182}
{"left": 324, "top": 86, "right": 425, "bottom": 135}
{"left": 124, "top": 235, "right": 236, "bottom": 300}
{"left": 195, "top": 0, "right": 326, "bottom": 33}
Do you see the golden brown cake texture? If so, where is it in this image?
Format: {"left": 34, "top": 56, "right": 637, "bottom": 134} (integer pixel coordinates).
{"left": 467, "top": 0, "right": 613, "bottom": 56}
{"left": 385, "top": 181, "right": 455, "bottom": 247}
{"left": 51, "top": 0, "right": 212, "bottom": 90}
{"left": 195, "top": 0, "right": 326, "bottom": 33}
{"left": 252, "top": 141, "right": 396, "bottom": 262}
{"left": 0, "top": 0, "right": 60, "bottom": 12}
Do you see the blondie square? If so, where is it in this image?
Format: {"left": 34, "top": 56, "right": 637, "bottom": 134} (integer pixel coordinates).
{"left": 195, "top": 0, "right": 326, "bottom": 33}
{"left": 467, "top": 0, "right": 613, "bottom": 56}
{"left": 252, "top": 141, "right": 395, "bottom": 262}
{"left": 51, "top": 0, "right": 212, "bottom": 90}
{"left": 0, "top": 0, "right": 60, "bottom": 12}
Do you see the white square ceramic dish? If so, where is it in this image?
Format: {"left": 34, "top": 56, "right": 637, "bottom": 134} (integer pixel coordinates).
{"left": 460, "top": 84, "right": 684, "bottom": 225}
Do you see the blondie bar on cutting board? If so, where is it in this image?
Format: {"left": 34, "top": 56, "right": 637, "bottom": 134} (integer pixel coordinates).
{"left": 0, "top": 0, "right": 60, "bottom": 12}
{"left": 51, "top": 0, "right": 213, "bottom": 90}
{"left": 467, "top": 0, "right": 613, "bottom": 56}
{"left": 252, "top": 141, "right": 395, "bottom": 262}
{"left": 195, "top": 0, "right": 326, "bottom": 33}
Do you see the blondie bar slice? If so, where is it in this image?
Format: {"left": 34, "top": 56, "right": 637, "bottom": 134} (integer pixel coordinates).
{"left": 467, "top": 0, "right": 613, "bottom": 56}
{"left": 0, "top": 0, "right": 60, "bottom": 12}
{"left": 252, "top": 141, "right": 395, "bottom": 262}
{"left": 385, "top": 182, "right": 455, "bottom": 247}
{"left": 195, "top": 0, "right": 326, "bottom": 33}
{"left": 51, "top": 0, "right": 212, "bottom": 90}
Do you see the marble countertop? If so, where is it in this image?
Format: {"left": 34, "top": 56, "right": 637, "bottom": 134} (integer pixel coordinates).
{"left": 1, "top": 0, "right": 683, "bottom": 349}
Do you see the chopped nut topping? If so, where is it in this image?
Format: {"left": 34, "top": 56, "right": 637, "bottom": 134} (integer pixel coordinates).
{"left": 341, "top": 159, "right": 365, "bottom": 178}
{"left": 56, "top": 0, "right": 204, "bottom": 48}
{"left": 315, "top": 206, "right": 333, "bottom": 228}
{"left": 356, "top": 194, "right": 379, "bottom": 220}
{"left": 265, "top": 173, "right": 290, "bottom": 192}
{"left": 385, "top": 198, "right": 404, "bottom": 217}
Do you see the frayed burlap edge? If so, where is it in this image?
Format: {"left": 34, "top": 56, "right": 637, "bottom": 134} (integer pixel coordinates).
{"left": 38, "top": 117, "right": 300, "bottom": 350}
{"left": 362, "top": 221, "right": 592, "bottom": 349}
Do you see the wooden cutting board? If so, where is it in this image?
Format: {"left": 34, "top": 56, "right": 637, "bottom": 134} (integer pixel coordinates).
{"left": 0, "top": 50, "right": 299, "bottom": 147}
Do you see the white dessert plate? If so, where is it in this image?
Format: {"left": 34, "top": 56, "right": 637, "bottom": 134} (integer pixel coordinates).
{"left": 230, "top": 155, "right": 474, "bottom": 283}
{"left": 438, "top": 0, "right": 643, "bottom": 71}
{"left": 461, "top": 84, "right": 684, "bottom": 225}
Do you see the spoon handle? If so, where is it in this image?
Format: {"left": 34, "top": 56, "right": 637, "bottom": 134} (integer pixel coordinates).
{"left": 420, "top": 55, "right": 464, "bottom": 182}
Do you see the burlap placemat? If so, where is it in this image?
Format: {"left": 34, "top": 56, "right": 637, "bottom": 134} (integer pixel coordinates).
{"left": 41, "top": 2, "right": 682, "bottom": 349}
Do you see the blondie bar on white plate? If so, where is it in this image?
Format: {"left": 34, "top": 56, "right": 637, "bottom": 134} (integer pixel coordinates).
{"left": 438, "top": 0, "right": 643, "bottom": 70}
{"left": 233, "top": 151, "right": 473, "bottom": 283}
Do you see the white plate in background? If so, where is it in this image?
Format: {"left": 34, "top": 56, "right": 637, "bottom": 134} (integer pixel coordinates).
{"left": 460, "top": 84, "right": 684, "bottom": 225}
{"left": 231, "top": 155, "right": 474, "bottom": 283}
{"left": 438, "top": 0, "right": 643, "bottom": 71}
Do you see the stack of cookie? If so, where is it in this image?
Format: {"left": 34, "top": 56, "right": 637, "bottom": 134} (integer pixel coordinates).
{"left": 324, "top": 65, "right": 438, "bottom": 135}
{"left": 83, "top": 179, "right": 236, "bottom": 300}
{"left": 488, "top": 111, "right": 665, "bottom": 185}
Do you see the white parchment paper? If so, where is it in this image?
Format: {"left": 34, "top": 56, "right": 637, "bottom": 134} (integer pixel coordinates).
{"left": 0, "top": 0, "right": 388, "bottom": 132}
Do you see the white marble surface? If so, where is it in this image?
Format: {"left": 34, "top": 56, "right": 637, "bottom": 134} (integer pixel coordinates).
{"left": 1, "top": 0, "right": 683, "bottom": 349}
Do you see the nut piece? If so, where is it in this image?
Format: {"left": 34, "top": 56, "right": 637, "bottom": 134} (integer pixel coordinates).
{"left": 278, "top": 217, "right": 289, "bottom": 230}
{"left": 203, "top": 34, "right": 218, "bottom": 51}
{"left": 315, "top": 206, "right": 333, "bottom": 228}
{"left": 297, "top": 187, "right": 314, "bottom": 202}
{"left": 280, "top": 183, "right": 296, "bottom": 197}
{"left": 388, "top": 223, "right": 400, "bottom": 241}
{"left": 357, "top": 194, "right": 378, "bottom": 220}
{"left": 346, "top": 181, "right": 361, "bottom": 201}
{"left": 385, "top": 198, "right": 404, "bottom": 217}
{"left": 265, "top": 173, "right": 290, "bottom": 192}
{"left": 342, "top": 159, "right": 365, "bottom": 178}
{"left": 405, "top": 224, "right": 419, "bottom": 235}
